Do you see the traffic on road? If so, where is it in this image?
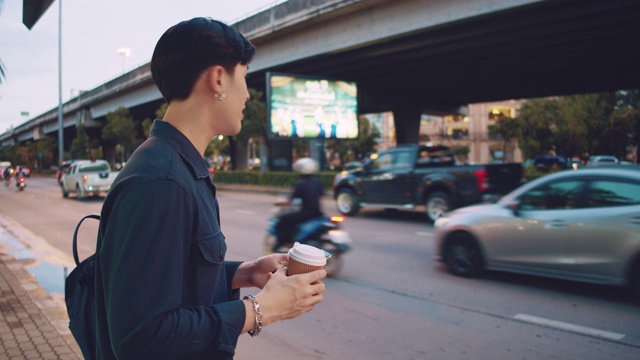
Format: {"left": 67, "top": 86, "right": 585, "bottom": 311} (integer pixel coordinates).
{"left": 0, "top": 175, "right": 639, "bottom": 359}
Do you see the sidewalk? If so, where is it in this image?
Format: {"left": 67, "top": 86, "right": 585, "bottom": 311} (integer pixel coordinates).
{"left": 0, "top": 253, "right": 82, "bottom": 359}
{"left": 0, "top": 182, "right": 296, "bottom": 360}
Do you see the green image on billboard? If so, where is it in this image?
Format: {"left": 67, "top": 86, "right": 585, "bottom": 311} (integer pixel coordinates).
{"left": 268, "top": 74, "right": 358, "bottom": 139}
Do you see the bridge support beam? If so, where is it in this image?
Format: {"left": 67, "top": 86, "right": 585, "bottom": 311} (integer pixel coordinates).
{"left": 392, "top": 106, "right": 422, "bottom": 145}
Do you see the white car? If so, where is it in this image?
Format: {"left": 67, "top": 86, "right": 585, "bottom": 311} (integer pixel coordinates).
{"left": 434, "top": 165, "right": 640, "bottom": 300}
{"left": 60, "top": 160, "right": 118, "bottom": 199}
{"left": 586, "top": 155, "right": 618, "bottom": 166}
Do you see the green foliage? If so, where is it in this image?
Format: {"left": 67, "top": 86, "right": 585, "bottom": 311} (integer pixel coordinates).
{"left": 489, "top": 114, "right": 520, "bottom": 161}
{"left": 141, "top": 118, "right": 153, "bottom": 138}
{"left": 235, "top": 89, "right": 266, "bottom": 143}
{"left": 28, "top": 138, "right": 56, "bottom": 171}
{"left": 515, "top": 91, "right": 636, "bottom": 162}
{"left": 103, "top": 107, "right": 138, "bottom": 160}
{"left": 0, "top": 144, "right": 13, "bottom": 163}
{"left": 70, "top": 123, "right": 90, "bottom": 159}
{"left": 213, "top": 170, "right": 337, "bottom": 190}
{"left": 207, "top": 136, "right": 230, "bottom": 159}
{"left": 557, "top": 93, "right": 615, "bottom": 157}
{"left": 0, "top": 138, "right": 57, "bottom": 172}
{"left": 156, "top": 103, "right": 168, "bottom": 119}
{"left": 516, "top": 98, "right": 559, "bottom": 159}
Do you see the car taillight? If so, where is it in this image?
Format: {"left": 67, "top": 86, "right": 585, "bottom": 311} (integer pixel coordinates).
{"left": 82, "top": 174, "right": 88, "bottom": 183}
{"left": 474, "top": 169, "right": 488, "bottom": 192}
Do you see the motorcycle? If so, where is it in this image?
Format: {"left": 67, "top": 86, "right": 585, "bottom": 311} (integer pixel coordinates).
{"left": 264, "top": 202, "right": 352, "bottom": 277}
{"left": 16, "top": 175, "right": 26, "bottom": 191}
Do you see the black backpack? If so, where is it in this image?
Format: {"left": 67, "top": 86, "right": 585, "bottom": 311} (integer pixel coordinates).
{"left": 65, "top": 214, "right": 100, "bottom": 360}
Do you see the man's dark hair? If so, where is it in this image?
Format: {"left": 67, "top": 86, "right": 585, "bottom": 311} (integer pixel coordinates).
{"left": 151, "top": 17, "right": 256, "bottom": 102}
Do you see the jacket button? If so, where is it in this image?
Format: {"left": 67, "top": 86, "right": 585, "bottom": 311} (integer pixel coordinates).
{"left": 220, "top": 251, "right": 224, "bottom": 259}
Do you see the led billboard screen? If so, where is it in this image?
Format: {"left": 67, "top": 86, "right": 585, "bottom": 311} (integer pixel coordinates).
{"left": 266, "top": 72, "right": 359, "bottom": 140}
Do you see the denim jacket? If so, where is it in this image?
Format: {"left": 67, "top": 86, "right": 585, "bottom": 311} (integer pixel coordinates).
{"left": 95, "top": 120, "right": 244, "bottom": 359}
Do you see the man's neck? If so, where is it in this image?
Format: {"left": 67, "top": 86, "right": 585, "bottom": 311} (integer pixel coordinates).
{"left": 162, "top": 101, "right": 213, "bottom": 156}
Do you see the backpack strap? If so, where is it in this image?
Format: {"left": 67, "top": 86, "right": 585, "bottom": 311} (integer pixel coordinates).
{"left": 73, "top": 215, "right": 101, "bottom": 266}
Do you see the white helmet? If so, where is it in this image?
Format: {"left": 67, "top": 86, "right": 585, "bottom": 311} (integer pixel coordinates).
{"left": 292, "top": 157, "right": 319, "bottom": 174}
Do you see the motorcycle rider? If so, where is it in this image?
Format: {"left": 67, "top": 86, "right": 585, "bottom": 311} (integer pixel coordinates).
{"left": 3, "top": 167, "right": 11, "bottom": 186}
{"left": 273, "top": 157, "right": 325, "bottom": 251}
{"left": 14, "top": 166, "right": 26, "bottom": 188}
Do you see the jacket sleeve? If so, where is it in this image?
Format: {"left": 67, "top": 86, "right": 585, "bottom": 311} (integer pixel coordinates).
{"left": 99, "top": 180, "right": 245, "bottom": 359}
{"left": 225, "top": 261, "right": 243, "bottom": 297}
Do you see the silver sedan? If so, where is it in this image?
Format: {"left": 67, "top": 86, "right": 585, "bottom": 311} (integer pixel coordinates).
{"left": 434, "top": 165, "right": 640, "bottom": 300}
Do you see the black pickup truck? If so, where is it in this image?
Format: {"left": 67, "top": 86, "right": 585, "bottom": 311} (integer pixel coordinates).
{"left": 332, "top": 144, "right": 523, "bottom": 222}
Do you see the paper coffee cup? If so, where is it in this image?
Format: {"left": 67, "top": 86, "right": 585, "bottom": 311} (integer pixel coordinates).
{"left": 287, "top": 242, "right": 327, "bottom": 276}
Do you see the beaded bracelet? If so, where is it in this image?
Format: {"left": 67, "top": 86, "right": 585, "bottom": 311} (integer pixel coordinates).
{"left": 243, "top": 294, "right": 263, "bottom": 337}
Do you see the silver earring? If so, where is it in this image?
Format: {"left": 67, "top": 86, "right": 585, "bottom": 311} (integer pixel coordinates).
{"left": 215, "top": 93, "right": 226, "bottom": 101}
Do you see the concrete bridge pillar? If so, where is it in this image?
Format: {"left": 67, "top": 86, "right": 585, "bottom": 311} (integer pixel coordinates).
{"left": 392, "top": 106, "right": 422, "bottom": 145}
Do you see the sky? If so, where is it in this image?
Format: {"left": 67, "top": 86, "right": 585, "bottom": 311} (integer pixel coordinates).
{"left": 0, "top": 0, "right": 281, "bottom": 133}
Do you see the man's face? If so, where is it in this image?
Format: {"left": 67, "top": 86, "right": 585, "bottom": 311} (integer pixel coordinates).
{"left": 216, "top": 63, "right": 250, "bottom": 136}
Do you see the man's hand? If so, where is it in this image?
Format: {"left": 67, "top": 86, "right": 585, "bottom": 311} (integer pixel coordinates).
{"left": 255, "top": 268, "right": 327, "bottom": 326}
{"left": 233, "top": 254, "right": 288, "bottom": 289}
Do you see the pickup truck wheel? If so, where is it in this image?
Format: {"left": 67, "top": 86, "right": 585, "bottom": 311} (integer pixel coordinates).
{"left": 443, "top": 232, "right": 483, "bottom": 277}
{"left": 61, "top": 184, "right": 68, "bottom": 198}
{"left": 425, "top": 192, "right": 450, "bottom": 222}
{"left": 76, "top": 184, "right": 86, "bottom": 200}
{"left": 336, "top": 189, "right": 360, "bottom": 216}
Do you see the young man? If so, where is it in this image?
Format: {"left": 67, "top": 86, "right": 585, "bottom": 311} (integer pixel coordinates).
{"left": 95, "top": 17, "right": 326, "bottom": 359}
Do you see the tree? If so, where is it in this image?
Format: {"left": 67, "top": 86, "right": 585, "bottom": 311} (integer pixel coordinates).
{"left": 231, "top": 88, "right": 266, "bottom": 170}
{"left": 515, "top": 98, "right": 559, "bottom": 159}
{"left": 514, "top": 91, "right": 637, "bottom": 162}
{"left": 613, "top": 90, "right": 640, "bottom": 163}
{"left": 26, "top": 138, "right": 55, "bottom": 171}
{"left": 70, "top": 123, "right": 91, "bottom": 159}
{"left": 488, "top": 114, "right": 520, "bottom": 162}
{"left": 557, "top": 92, "right": 615, "bottom": 159}
{"left": 146, "top": 103, "right": 168, "bottom": 137}
{"left": 102, "top": 107, "right": 137, "bottom": 161}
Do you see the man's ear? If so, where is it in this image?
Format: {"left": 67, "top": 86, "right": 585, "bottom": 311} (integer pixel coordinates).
{"left": 205, "top": 65, "right": 225, "bottom": 93}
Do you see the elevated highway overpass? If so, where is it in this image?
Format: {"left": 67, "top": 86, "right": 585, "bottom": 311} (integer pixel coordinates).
{"left": 3, "top": 0, "right": 640, "bottom": 159}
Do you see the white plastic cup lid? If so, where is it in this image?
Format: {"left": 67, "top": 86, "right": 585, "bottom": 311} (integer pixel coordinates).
{"left": 288, "top": 242, "right": 327, "bottom": 266}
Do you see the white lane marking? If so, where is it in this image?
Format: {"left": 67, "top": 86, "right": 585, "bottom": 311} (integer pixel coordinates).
{"left": 514, "top": 313, "right": 625, "bottom": 341}
{"left": 236, "top": 210, "right": 256, "bottom": 215}
{"left": 416, "top": 232, "right": 433, "bottom": 237}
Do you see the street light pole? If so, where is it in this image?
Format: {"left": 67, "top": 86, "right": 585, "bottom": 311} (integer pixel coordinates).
{"left": 57, "top": 0, "right": 64, "bottom": 165}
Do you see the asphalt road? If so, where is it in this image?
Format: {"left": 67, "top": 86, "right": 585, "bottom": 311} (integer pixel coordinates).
{"left": 1, "top": 176, "right": 639, "bottom": 359}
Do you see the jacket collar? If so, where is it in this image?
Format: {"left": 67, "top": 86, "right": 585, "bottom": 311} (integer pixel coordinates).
{"left": 149, "top": 120, "right": 210, "bottom": 180}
